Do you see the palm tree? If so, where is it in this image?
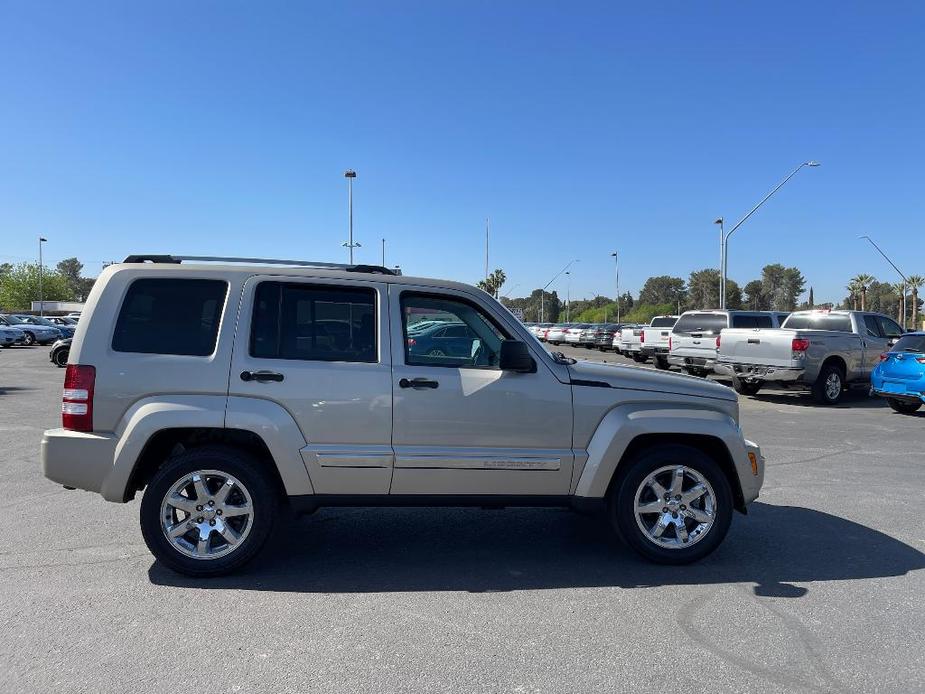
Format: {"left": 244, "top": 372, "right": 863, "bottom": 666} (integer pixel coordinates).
{"left": 893, "top": 282, "right": 907, "bottom": 324}
{"left": 846, "top": 279, "right": 860, "bottom": 310}
{"left": 907, "top": 275, "right": 925, "bottom": 329}
{"left": 851, "top": 274, "right": 875, "bottom": 311}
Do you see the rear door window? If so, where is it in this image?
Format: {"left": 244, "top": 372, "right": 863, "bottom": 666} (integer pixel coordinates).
{"left": 877, "top": 316, "right": 903, "bottom": 339}
{"left": 250, "top": 282, "right": 377, "bottom": 363}
{"left": 863, "top": 315, "right": 882, "bottom": 338}
{"left": 649, "top": 317, "right": 678, "bottom": 328}
{"left": 112, "top": 278, "right": 228, "bottom": 356}
{"left": 891, "top": 334, "right": 925, "bottom": 353}
{"left": 673, "top": 313, "right": 727, "bottom": 335}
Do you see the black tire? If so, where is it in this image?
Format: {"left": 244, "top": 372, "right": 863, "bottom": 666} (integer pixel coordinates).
{"left": 685, "top": 367, "right": 707, "bottom": 378}
{"left": 632, "top": 353, "right": 646, "bottom": 363}
{"left": 607, "top": 444, "right": 733, "bottom": 564}
{"left": 52, "top": 347, "right": 69, "bottom": 367}
{"left": 887, "top": 398, "right": 922, "bottom": 414}
{"left": 22, "top": 331, "right": 35, "bottom": 346}
{"left": 654, "top": 356, "right": 670, "bottom": 370}
{"left": 732, "top": 376, "right": 762, "bottom": 396}
{"left": 140, "top": 445, "right": 279, "bottom": 577}
{"left": 811, "top": 363, "right": 844, "bottom": 405}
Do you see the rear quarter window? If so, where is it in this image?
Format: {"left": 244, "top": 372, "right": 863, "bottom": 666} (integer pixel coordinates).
{"left": 891, "top": 335, "right": 925, "bottom": 353}
{"left": 112, "top": 278, "right": 228, "bottom": 356}
{"left": 782, "top": 314, "right": 852, "bottom": 332}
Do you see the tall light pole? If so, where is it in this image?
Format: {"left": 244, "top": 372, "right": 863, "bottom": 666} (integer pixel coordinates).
{"left": 540, "top": 259, "right": 579, "bottom": 323}
{"left": 342, "top": 170, "right": 360, "bottom": 263}
{"left": 713, "top": 218, "right": 724, "bottom": 307}
{"left": 859, "top": 235, "right": 908, "bottom": 329}
{"left": 38, "top": 236, "right": 47, "bottom": 316}
{"left": 565, "top": 271, "right": 572, "bottom": 323}
{"left": 610, "top": 251, "right": 620, "bottom": 323}
{"left": 484, "top": 217, "right": 490, "bottom": 284}
{"left": 381, "top": 238, "right": 386, "bottom": 266}
{"left": 718, "top": 161, "right": 819, "bottom": 308}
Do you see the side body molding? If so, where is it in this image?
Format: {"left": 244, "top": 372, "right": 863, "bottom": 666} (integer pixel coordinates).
{"left": 573, "top": 404, "right": 745, "bottom": 498}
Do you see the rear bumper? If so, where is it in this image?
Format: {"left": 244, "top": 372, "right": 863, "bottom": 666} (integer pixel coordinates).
{"left": 641, "top": 346, "right": 668, "bottom": 356}
{"left": 714, "top": 360, "right": 806, "bottom": 383}
{"left": 871, "top": 388, "right": 925, "bottom": 403}
{"left": 668, "top": 354, "right": 715, "bottom": 370}
{"left": 42, "top": 428, "right": 119, "bottom": 499}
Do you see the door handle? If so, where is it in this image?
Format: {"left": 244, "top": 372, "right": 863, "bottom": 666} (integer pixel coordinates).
{"left": 240, "top": 370, "right": 284, "bottom": 383}
{"left": 399, "top": 377, "right": 439, "bottom": 389}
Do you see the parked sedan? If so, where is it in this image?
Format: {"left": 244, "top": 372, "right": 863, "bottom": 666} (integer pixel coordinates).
{"left": 545, "top": 324, "right": 570, "bottom": 345}
{"left": 407, "top": 321, "right": 478, "bottom": 358}
{"left": 871, "top": 332, "right": 925, "bottom": 414}
{"left": 577, "top": 324, "right": 604, "bottom": 348}
{"left": 49, "top": 337, "right": 72, "bottom": 367}
{"left": 591, "top": 324, "right": 622, "bottom": 351}
{"left": 563, "top": 323, "right": 591, "bottom": 345}
{"left": 0, "top": 324, "right": 26, "bottom": 347}
{"left": 10, "top": 314, "right": 75, "bottom": 339}
{"left": 0, "top": 316, "right": 62, "bottom": 345}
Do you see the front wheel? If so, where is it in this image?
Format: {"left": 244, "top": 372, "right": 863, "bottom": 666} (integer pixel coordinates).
{"left": 140, "top": 445, "right": 279, "bottom": 577}
{"left": 52, "top": 347, "right": 69, "bottom": 367}
{"left": 608, "top": 444, "right": 733, "bottom": 564}
{"left": 887, "top": 398, "right": 922, "bottom": 414}
{"left": 22, "top": 331, "right": 36, "bottom": 346}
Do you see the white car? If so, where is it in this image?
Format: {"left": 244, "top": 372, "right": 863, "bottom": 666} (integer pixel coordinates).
{"left": 42, "top": 253, "right": 763, "bottom": 576}
{"left": 619, "top": 325, "right": 646, "bottom": 361}
{"left": 545, "top": 324, "right": 570, "bottom": 345}
{"left": 563, "top": 324, "right": 590, "bottom": 345}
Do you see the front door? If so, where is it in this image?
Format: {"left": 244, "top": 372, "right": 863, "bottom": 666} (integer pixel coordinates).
{"left": 389, "top": 287, "right": 574, "bottom": 496}
{"left": 229, "top": 276, "right": 394, "bottom": 494}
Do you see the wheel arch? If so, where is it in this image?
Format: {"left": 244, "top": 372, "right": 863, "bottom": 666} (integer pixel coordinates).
{"left": 820, "top": 354, "right": 847, "bottom": 376}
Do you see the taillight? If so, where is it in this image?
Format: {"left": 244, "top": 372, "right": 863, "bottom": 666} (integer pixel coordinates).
{"left": 791, "top": 338, "right": 810, "bottom": 352}
{"left": 668, "top": 336, "right": 672, "bottom": 351}
{"left": 879, "top": 353, "right": 889, "bottom": 361}
{"left": 62, "top": 364, "right": 95, "bottom": 431}
{"left": 715, "top": 335, "right": 721, "bottom": 349}
{"left": 641, "top": 330, "right": 646, "bottom": 344}
{"left": 917, "top": 357, "right": 925, "bottom": 364}
{"left": 407, "top": 338, "right": 416, "bottom": 346}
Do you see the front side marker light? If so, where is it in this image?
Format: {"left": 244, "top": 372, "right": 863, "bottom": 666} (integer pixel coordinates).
{"left": 748, "top": 452, "right": 759, "bottom": 476}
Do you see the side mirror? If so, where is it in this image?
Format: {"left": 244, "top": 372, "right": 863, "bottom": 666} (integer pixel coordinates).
{"left": 499, "top": 340, "right": 535, "bottom": 373}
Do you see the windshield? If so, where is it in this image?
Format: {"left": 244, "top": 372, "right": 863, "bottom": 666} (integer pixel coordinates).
{"left": 672, "top": 313, "right": 727, "bottom": 335}
{"left": 891, "top": 334, "right": 925, "bottom": 353}
{"left": 782, "top": 313, "right": 852, "bottom": 332}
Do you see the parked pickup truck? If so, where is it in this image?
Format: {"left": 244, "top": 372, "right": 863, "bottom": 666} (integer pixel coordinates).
{"left": 714, "top": 310, "right": 905, "bottom": 404}
{"left": 641, "top": 315, "right": 679, "bottom": 370}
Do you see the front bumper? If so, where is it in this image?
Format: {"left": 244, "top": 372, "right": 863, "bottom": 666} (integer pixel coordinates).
{"left": 42, "top": 428, "right": 119, "bottom": 499}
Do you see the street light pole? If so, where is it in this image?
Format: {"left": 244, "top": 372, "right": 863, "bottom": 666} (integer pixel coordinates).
{"left": 713, "top": 218, "right": 724, "bottom": 307}
{"left": 565, "top": 271, "right": 571, "bottom": 323}
{"left": 381, "top": 238, "right": 386, "bottom": 267}
{"left": 540, "top": 259, "right": 579, "bottom": 323}
{"left": 610, "top": 251, "right": 620, "bottom": 323}
{"left": 38, "top": 236, "right": 47, "bottom": 316}
{"left": 719, "top": 161, "right": 819, "bottom": 308}
{"left": 859, "top": 235, "right": 908, "bottom": 329}
{"left": 484, "top": 217, "right": 490, "bottom": 285}
{"left": 342, "top": 170, "right": 360, "bottom": 263}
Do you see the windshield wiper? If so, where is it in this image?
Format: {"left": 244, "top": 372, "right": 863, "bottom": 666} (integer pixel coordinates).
{"left": 551, "top": 351, "right": 576, "bottom": 365}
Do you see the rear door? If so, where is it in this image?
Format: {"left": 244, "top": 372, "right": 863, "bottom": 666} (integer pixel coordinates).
{"left": 229, "top": 276, "right": 394, "bottom": 494}
{"left": 389, "top": 286, "right": 574, "bottom": 496}
{"left": 860, "top": 314, "right": 890, "bottom": 376}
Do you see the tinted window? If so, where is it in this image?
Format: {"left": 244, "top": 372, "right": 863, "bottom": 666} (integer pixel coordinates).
{"left": 402, "top": 294, "right": 507, "bottom": 368}
{"left": 113, "top": 278, "right": 227, "bottom": 356}
{"left": 863, "top": 315, "right": 881, "bottom": 338}
{"left": 732, "top": 315, "right": 757, "bottom": 329}
{"left": 649, "top": 317, "right": 678, "bottom": 328}
{"left": 251, "top": 282, "right": 376, "bottom": 362}
{"left": 782, "top": 313, "right": 852, "bottom": 332}
{"left": 891, "top": 334, "right": 925, "bottom": 353}
{"left": 877, "top": 316, "right": 903, "bottom": 339}
{"left": 672, "top": 313, "right": 727, "bottom": 335}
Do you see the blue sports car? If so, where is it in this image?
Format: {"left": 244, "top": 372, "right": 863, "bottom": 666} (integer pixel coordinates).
{"left": 871, "top": 331, "right": 925, "bottom": 414}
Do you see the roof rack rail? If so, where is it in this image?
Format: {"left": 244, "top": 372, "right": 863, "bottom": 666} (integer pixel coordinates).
{"left": 121, "top": 255, "right": 400, "bottom": 275}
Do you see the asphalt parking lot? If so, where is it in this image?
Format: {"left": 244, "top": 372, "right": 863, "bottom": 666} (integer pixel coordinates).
{"left": 1, "top": 345, "right": 923, "bottom": 693}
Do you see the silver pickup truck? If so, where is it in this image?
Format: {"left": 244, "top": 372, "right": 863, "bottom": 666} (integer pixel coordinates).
{"left": 714, "top": 310, "right": 905, "bottom": 404}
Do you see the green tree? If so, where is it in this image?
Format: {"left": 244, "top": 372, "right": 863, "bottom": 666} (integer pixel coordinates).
{"left": 850, "top": 273, "right": 875, "bottom": 311}
{"left": 686, "top": 269, "right": 720, "bottom": 310}
{"left": 743, "top": 280, "right": 764, "bottom": 310}
{"left": 907, "top": 275, "right": 925, "bottom": 329}
{"left": 0, "top": 263, "right": 71, "bottom": 311}
{"left": 477, "top": 268, "right": 506, "bottom": 298}
{"left": 808, "top": 286, "right": 814, "bottom": 308}
{"left": 724, "top": 279, "right": 743, "bottom": 310}
{"left": 56, "top": 257, "right": 84, "bottom": 299}
{"left": 761, "top": 264, "right": 805, "bottom": 311}
{"left": 0, "top": 263, "right": 12, "bottom": 279}
{"left": 622, "top": 303, "right": 677, "bottom": 324}
{"left": 638, "top": 276, "right": 686, "bottom": 307}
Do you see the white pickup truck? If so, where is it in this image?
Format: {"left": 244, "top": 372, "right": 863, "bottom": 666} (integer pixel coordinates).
{"left": 714, "top": 310, "right": 905, "bottom": 404}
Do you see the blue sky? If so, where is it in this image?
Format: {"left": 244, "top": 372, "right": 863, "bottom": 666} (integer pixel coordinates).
{"left": 1, "top": 2, "right": 923, "bottom": 304}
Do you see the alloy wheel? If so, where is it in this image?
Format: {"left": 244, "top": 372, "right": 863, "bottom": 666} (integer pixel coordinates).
{"left": 634, "top": 465, "right": 716, "bottom": 549}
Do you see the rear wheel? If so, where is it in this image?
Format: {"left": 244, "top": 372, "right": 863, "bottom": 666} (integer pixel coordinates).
{"left": 22, "top": 331, "right": 35, "bottom": 346}
{"left": 732, "top": 376, "right": 762, "bottom": 396}
{"left": 632, "top": 353, "right": 646, "bottom": 363}
{"left": 608, "top": 444, "right": 733, "bottom": 564}
{"left": 654, "top": 356, "right": 670, "bottom": 370}
{"left": 812, "top": 363, "right": 844, "bottom": 405}
{"left": 140, "top": 445, "right": 279, "bottom": 577}
{"left": 887, "top": 398, "right": 922, "bottom": 414}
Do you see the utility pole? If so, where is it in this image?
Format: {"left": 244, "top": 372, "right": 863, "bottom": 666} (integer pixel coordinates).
{"left": 381, "top": 238, "right": 386, "bottom": 267}
{"left": 484, "top": 217, "right": 490, "bottom": 284}
{"left": 611, "top": 251, "right": 620, "bottom": 323}
{"left": 714, "top": 218, "right": 724, "bottom": 307}
{"left": 38, "top": 236, "right": 47, "bottom": 315}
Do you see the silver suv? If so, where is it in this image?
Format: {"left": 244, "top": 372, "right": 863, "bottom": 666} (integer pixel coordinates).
{"left": 42, "top": 255, "right": 764, "bottom": 576}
